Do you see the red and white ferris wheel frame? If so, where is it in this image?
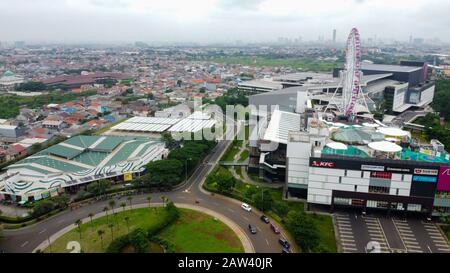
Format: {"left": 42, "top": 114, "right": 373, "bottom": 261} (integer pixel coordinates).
{"left": 343, "top": 28, "right": 362, "bottom": 116}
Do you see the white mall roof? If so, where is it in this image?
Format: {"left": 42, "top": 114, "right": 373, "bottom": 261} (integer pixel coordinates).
{"left": 368, "top": 141, "right": 402, "bottom": 153}
{"left": 377, "top": 127, "right": 409, "bottom": 137}
{"left": 168, "top": 119, "right": 216, "bottom": 133}
{"left": 326, "top": 142, "right": 348, "bottom": 150}
{"left": 263, "top": 110, "right": 301, "bottom": 144}
{"left": 112, "top": 117, "right": 180, "bottom": 133}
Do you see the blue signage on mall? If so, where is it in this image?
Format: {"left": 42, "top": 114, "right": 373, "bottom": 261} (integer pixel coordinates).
{"left": 412, "top": 175, "right": 437, "bottom": 183}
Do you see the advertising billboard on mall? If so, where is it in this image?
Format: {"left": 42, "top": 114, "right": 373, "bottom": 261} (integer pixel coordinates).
{"left": 437, "top": 166, "right": 450, "bottom": 191}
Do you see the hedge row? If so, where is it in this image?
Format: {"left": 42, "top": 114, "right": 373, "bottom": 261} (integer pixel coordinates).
{"left": 105, "top": 202, "right": 180, "bottom": 253}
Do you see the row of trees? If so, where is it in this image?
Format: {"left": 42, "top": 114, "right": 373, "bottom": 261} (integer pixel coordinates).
{"left": 432, "top": 79, "right": 450, "bottom": 121}
{"left": 132, "top": 136, "right": 216, "bottom": 190}
{"left": 0, "top": 90, "right": 97, "bottom": 119}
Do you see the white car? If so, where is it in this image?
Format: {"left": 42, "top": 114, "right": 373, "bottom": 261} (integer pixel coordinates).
{"left": 241, "top": 203, "right": 252, "bottom": 212}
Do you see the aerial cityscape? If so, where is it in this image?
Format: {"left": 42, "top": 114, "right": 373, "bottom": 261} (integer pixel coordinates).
{"left": 0, "top": 0, "right": 449, "bottom": 265}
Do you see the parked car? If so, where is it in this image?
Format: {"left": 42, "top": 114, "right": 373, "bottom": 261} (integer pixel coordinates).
{"left": 270, "top": 223, "right": 280, "bottom": 234}
{"left": 260, "top": 215, "right": 270, "bottom": 223}
{"left": 281, "top": 247, "right": 292, "bottom": 253}
{"left": 248, "top": 224, "right": 257, "bottom": 234}
{"left": 278, "top": 238, "right": 290, "bottom": 249}
{"left": 241, "top": 203, "right": 252, "bottom": 212}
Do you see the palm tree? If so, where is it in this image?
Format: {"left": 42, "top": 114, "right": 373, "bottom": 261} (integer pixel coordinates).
{"left": 103, "top": 206, "right": 109, "bottom": 222}
{"left": 97, "top": 229, "right": 105, "bottom": 249}
{"left": 88, "top": 212, "right": 94, "bottom": 226}
{"left": 75, "top": 219, "right": 82, "bottom": 239}
{"left": 127, "top": 196, "right": 133, "bottom": 208}
{"left": 108, "top": 223, "right": 114, "bottom": 240}
{"left": 120, "top": 202, "right": 126, "bottom": 212}
{"left": 146, "top": 196, "right": 152, "bottom": 208}
{"left": 124, "top": 216, "right": 130, "bottom": 233}
{"left": 109, "top": 200, "right": 116, "bottom": 214}
{"left": 160, "top": 195, "right": 166, "bottom": 207}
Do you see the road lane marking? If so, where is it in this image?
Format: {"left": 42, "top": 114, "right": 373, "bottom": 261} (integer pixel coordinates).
{"left": 227, "top": 208, "right": 235, "bottom": 213}
{"left": 21, "top": 241, "right": 29, "bottom": 248}
{"left": 39, "top": 228, "right": 47, "bottom": 234}
{"left": 265, "top": 239, "right": 270, "bottom": 246}
{"left": 242, "top": 216, "right": 249, "bottom": 221}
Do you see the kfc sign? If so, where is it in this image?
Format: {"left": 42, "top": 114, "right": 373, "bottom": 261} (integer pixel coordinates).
{"left": 311, "top": 160, "right": 336, "bottom": 168}
{"left": 413, "top": 168, "right": 438, "bottom": 176}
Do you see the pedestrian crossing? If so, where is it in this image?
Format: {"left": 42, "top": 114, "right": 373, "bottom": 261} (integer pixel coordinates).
{"left": 363, "top": 216, "right": 390, "bottom": 253}
{"left": 335, "top": 214, "right": 359, "bottom": 253}
{"left": 422, "top": 222, "right": 450, "bottom": 253}
{"left": 393, "top": 218, "right": 423, "bottom": 253}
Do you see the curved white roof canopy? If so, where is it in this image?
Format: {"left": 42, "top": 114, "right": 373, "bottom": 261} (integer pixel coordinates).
{"left": 362, "top": 122, "right": 379, "bottom": 128}
{"left": 368, "top": 141, "right": 402, "bottom": 153}
{"left": 326, "top": 142, "right": 348, "bottom": 150}
{"left": 377, "top": 127, "right": 409, "bottom": 137}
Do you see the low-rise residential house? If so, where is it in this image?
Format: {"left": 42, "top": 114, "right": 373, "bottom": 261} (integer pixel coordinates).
{"left": 42, "top": 119, "right": 65, "bottom": 131}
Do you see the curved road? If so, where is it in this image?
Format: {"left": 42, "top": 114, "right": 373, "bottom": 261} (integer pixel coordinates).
{"left": 0, "top": 119, "right": 289, "bottom": 253}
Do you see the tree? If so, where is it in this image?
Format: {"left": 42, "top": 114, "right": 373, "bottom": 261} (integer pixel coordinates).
{"left": 75, "top": 219, "right": 83, "bottom": 239}
{"left": 127, "top": 196, "right": 133, "bottom": 208}
{"left": 160, "top": 195, "right": 167, "bottom": 207}
{"left": 143, "top": 160, "right": 184, "bottom": 187}
{"left": 252, "top": 189, "right": 273, "bottom": 212}
{"left": 285, "top": 210, "right": 319, "bottom": 253}
{"left": 109, "top": 200, "right": 116, "bottom": 214}
{"left": 108, "top": 223, "right": 115, "bottom": 240}
{"left": 207, "top": 167, "right": 235, "bottom": 194}
{"left": 124, "top": 216, "right": 131, "bottom": 233}
{"left": 161, "top": 132, "right": 179, "bottom": 150}
{"left": 129, "top": 228, "right": 149, "bottom": 253}
{"left": 51, "top": 194, "right": 70, "bottom": 209}
{"left": 87, "top": 179, "right": 111, "bottom": 196}
{"left": 31, "top": 200, "right": 56, "bottom": 218}
{"left": 103, "top": 207, "right": 109, "bottom": 222}
{"left": 88, "top": 212, "right": 94, "bottom": 225}
{"left": 97, "top": 230, "right": 105, "bottom": 249}
{"left": 146, "top": 196, "right": 152, "bottom": 208}
{"left": 120, "top": 202, "right": 127, "bottom": 212}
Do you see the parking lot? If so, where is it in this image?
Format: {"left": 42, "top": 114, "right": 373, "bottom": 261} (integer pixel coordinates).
{"left": 334, "top": 211, "right": 450, "bottom": 253}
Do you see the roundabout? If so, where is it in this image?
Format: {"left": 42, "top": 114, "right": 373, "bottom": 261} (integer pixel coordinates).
{"left": 36, "top": 203, "right": 249, "bottom": 253}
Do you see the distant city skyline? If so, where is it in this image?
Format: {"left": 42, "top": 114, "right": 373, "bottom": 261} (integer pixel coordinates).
{"left": 0, "top": 0, "right": 449, "bottom": 44}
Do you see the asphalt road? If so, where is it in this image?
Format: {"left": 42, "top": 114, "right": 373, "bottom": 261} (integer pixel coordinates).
{"left": 0, "top": 118, "right": 289, "bottom": 253}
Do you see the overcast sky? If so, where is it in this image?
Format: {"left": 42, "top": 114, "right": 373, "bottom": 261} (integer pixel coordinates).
{"left": 1, "top": 0, "right": 449, "bottom": 44}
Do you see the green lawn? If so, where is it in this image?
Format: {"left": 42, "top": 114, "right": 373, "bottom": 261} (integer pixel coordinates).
{"left": 44, "top": 207, "right": 243, "bottom": 253}
{"left": 238, "top": 150, "right": 249, "bottom": 162}
{"left": 221, "top": 139, "right": 243, "bottom": 162}
{"left": 44, "top": 207, "right": 168, "bottom": 253}
{"left": 159, "top": 209, "right": 243, "bottom": 253}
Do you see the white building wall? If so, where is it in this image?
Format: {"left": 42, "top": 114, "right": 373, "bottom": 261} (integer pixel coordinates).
{"left": 307, "top": 167, "right": 371, "bottom": 205}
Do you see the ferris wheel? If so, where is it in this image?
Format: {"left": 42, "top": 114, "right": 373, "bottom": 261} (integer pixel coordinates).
{"left": 326, "top": 27, "right": 371, "bottom": 117}
{"left": 343, "top": 28, "right": 362, "bottom": 116}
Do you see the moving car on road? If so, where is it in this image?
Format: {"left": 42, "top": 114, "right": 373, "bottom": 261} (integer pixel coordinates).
{"left": 248, "top": 224, "right": 257, "bottom": 234}
{"left": 260, "top": 215, "right": 270, "bottom": 223}
{"left": 279, "top": 238, "right": 290, "bottom": 249}
{"left": 270, "top": 223, "right": 280, "bottom": 234}
{"left": 281, "top": 248, "right": 292, "bottom": 253}
{"left": 241, "top": 203, "right": 252, "bottom": 212}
